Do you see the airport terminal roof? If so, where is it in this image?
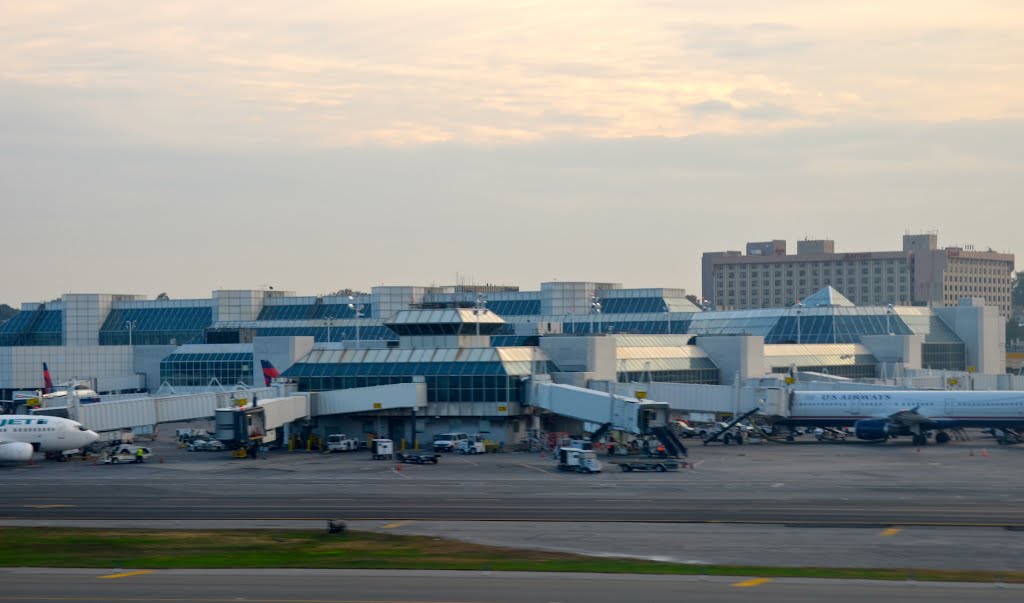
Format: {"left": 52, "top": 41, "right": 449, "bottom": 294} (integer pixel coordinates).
{"left": 285, "top": 346, "right": 552, "bottom": 377}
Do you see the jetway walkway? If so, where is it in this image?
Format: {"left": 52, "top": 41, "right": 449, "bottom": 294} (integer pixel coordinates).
{"left": 530, "top": 382, "right": 671, "bottom": 434}
{"left": 34, "top": 386, "right": 287, "bottom": 434}
{"left": 311, "top": 383, "right": 427, "bottom": 416}
{"left": 34, "top": 383, "right": 425, "bottom": 439}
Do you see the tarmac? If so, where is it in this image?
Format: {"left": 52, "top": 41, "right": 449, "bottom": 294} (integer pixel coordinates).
{"left": 4, "top": 426, "right": 1024, "bottom": 572}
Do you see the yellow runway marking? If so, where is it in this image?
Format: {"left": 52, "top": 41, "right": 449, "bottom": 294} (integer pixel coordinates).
{"left": 382, "top": 520, "right": 415, "bottom": 529}
{"left": 881, "top": 527, "right": 902, "bottom": 537}
{"left": 732, "top": 578, "right": 773, "bottom": 587}
{"left": 98, "top": 570, "right": 155, "bottom": 579}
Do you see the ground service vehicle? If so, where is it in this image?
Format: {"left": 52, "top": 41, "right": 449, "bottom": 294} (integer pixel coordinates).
{"left": 327, "top": 434, "right": 359, "bottom": 452}
{"left": 396, "top": 451, "right": 441, "bottom": 464}
{"left": 187, "top": 439, "right": 225, "bottom": 451}
{"left": 458, "top": 435, "right": 486, "bottom": 454}
{"left": 610, "top": 459, "right": 681, "bottom": 472}
{"left": 102, "top": 446, "right": 152, "bottom": 464}
{"left": 675, "top": 421, "right": 698, "bottom": 438}
{"left": 45, "top": 448, "right": 82, "bottom": 462}
{"left": 371, "top": 439, "right": 394, "bottom": 460}
{"left": 432, "top": 433, "right": 469, "bottom": 452}
{"left": 557, "top": 447, "right": 602, "bottom": 473}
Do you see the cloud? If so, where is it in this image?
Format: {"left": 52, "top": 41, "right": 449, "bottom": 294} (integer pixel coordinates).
{"left": 2, "top": 1, "right": 1022, "bottom": 148}
{"left": 0, "top": 104, "right": 1020, "bottom": 303}
{"left": 687, "top": 100, "right": 802, "bottom": 121}
{"left": 0, "top": 2, "right": 1021, "bottom": 304}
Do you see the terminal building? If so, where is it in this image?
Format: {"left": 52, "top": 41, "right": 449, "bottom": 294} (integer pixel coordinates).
{"left": 702, "top": 233, "right": 1014, "bottom": 316}
{"left": 0, "top": 280, "right": 1012, "bottom": 444}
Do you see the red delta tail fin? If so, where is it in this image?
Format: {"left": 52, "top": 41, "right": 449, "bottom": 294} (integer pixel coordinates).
{"left": 260, "top": 360, "right": 280, "bottom": 387}
{"left": 42, "top": 363, "right": 54, "bottom": 394}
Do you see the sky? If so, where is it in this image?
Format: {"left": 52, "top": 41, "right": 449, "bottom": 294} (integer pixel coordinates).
{"left": 1, "top": 1, "right": 1022, "bottom": 306}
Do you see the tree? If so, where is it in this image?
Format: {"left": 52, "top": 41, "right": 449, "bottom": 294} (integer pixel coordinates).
{"left": 0, "top": 304, "right": 15, "bottom": 323}
{"left": 1013, "top": 271, "right": 1024, "bottom": 309}
{"left": 327, "top": 288, "right": 369, "bottom": 297}
{"left": 156, "top": 292, "right": 170, "bottom": 300}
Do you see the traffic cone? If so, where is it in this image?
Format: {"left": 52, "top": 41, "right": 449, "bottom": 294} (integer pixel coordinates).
{"left": 396, "top": 463, "right": 402, "bottom": 472}
{"left": 982, "top": 449, "right": 989, "bottom": 458}
{"left": 159, "top": 456, "right": 165, "bottom": 464}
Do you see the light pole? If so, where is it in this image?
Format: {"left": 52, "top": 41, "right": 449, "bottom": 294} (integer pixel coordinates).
{"left": 348, "top": 296, "right": 365, "bottom": 348}
{"left": 885, "top": 303, "right": 894, "bottom": 335}
{"left": 590, "top": 295, "right": 601, "bottom": 334}
{"left": 125, "top": 320, "right": 137, "bottom": 346}
{"left": 794, "top": 301, "right": 804, "bottom": 344}
{"left": 473, "top": 293, "right": 488, "bottom": 347}
{"left": 324, "top": 316, "right": 334, "bottom": 343}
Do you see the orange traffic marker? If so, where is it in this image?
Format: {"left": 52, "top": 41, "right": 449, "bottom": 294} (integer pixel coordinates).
{"left": 982, "top": 449, "right": 989, "bottom": 457}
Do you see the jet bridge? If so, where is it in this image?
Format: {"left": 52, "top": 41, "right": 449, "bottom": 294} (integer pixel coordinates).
{"left": 311, "top": 382, "right": 427, "bottom": 416}
{"left": 214, "top": 395, "right": 309, "bottom": 447}
{"left": 530, "top": 382, "right": 671, "bottom": 434}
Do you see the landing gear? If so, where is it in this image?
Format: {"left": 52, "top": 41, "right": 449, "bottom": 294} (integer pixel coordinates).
{"left": 935, "top": 432, "right": 951, "bottom": 445}
{"left": 994, "top": 428, "right": 1023, "bottom": 445}
{"left": 912, "top": 434, "right": 928, "bottom": 446}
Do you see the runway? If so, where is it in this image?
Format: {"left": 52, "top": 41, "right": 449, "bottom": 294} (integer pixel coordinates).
{"left": 1, "top": 568, "right": 1021, "bottom": 603}
{"left": 6, "top": 441, "right": 1024, "bottom": 573}
{"left": 3, "top": 477, "right": 1023, "bottom": 526}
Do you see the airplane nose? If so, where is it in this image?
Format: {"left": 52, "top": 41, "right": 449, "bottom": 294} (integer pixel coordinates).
{"left": 87, "top": 430, "right": 99, "bottom": 443}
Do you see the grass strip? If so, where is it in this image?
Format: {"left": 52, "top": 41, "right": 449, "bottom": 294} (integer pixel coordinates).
{"left": 0, "top": 528, "right": 1020, "bottom": 583}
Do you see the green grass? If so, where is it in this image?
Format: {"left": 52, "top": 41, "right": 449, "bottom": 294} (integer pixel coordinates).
{"left": 1, "top": 528, "right": 1020, "bottom": 583}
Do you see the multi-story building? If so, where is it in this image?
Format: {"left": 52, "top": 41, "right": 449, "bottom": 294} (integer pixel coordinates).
{"left": 702, "top": 234, "right": 1014, "bottom": 316}
{"left": 1, "top": 280, "right": 1010, "bottom": 444}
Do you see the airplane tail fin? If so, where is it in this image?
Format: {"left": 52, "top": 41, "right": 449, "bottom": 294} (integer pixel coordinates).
{"left": 42, "top": 363, "right": 54, "bottom": 394}
{"left": 260, "top": 360, "right": 280, "bottom": 387}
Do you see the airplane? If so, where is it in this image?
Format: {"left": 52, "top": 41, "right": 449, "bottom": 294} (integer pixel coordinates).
{"left": 0, "top": 415, "right": 100, "bottom": 463}
{"left": 39, "top": 363, "right": 101, "bottom": 405}
{"left": 774, "top": 390, "right": 1024, "bottom": 446}
{"left": 260, "top": 360, "right": 280, "bottom": 387}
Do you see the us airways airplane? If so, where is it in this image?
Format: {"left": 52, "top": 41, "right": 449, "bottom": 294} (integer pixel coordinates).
{"left": 0, "top": 415, "right": 100, "bottom": 463}
{"left": 774, "top": 390, "right": 1024, "bottom": 446}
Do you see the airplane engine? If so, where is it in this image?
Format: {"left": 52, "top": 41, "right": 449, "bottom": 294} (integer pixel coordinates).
{"left": 0, "top": 441, "right": 35, "bottom": 463}
{"left": 853, "top": 419, "right": 891, "bottom": 441}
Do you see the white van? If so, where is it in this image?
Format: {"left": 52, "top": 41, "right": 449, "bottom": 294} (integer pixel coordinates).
{"left": 432, "top": 433, "right": 469, "bottom": 452}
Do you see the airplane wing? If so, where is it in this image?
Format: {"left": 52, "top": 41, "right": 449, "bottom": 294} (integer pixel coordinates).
{"left": 886, "top": 406, "right": 937, "bottom": 428}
